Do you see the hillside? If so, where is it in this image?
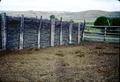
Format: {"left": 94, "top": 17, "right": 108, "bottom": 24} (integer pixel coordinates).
{"left": 0, "top": 10, "right": 120, "bottom": 22}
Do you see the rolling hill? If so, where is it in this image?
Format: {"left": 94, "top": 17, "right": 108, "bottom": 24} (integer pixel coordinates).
{"left": 0, "top": 10, "right": 120, "bottom": 22}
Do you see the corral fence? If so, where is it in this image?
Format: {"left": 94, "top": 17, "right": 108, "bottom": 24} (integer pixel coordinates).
{"left": 0, "top": 13, "right": 85, "bottom": 50}
{"left": 84, "top": 25, "right": 120, "bottom": 43}
{"left": 0, "top": 13, "right": 120, "bottom": 50}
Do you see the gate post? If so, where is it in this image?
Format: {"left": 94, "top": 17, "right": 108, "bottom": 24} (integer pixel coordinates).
{"left": 1, "top": 13, "right": 7, "bottom": 50}
{"left": 19, "top": 15, "right": 24, "bottom": 49}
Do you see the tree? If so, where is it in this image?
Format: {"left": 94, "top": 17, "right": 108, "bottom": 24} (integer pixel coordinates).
{"left": 49, "top": 15, "right": 59, "bottom": 21}
{"left": 50, "top": 15, "right": 55, "bottom": 19}
{"left": 111, "top": 18, "right": 120, "bottom": 26}
{"left": 94, "top": 16, "right": 120, "bottom": 33}
{"left": 94, "top": 16, "right": 109, "bottom": 26}
{"left": 94, "top": 16, "right": 109, "bottom": 32}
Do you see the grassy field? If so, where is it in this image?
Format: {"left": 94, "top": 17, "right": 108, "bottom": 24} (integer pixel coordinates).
{"left": 85, "top": 27, "right": 102, "bottom": 33}
{"left": 0, "top": 42, "right": 119, "bottom": 82}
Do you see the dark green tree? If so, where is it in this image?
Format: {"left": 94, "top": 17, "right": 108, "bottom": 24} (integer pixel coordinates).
{"left": 49, "top": 15, "right": 59, "bottom": 21}
{"left": 94, "top": 16, "right": 109, "bottom": 26}
{"left": 50, "top": 15, "right": 55, "bottom": 19}
{"left": 94, "top": 16, "right": 120, "bottom": 33}
{"left": 94, "top": 16, "right": 109, "bottom": 32}
{"left": 111, "top": 18, "right": 120, "bottom": 26}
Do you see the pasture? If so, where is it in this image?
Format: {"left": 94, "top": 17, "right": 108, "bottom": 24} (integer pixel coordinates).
{"left": 0, "top": 42, "right": 119, "bottom": 82}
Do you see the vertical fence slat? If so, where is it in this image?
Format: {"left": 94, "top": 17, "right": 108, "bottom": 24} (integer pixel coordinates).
{"left": 69, "top": 21, "right": 73, "bottom": 44}
{"left": 78, "top": 23, "right": 81, "bottom": 44}
{"left": 1, "top": 13, "right": 6, "bottom": 50}
{"left": 38, "top": 16, "right": 42, "bottom": 48}
{"left": 19, "top": 15, "right": 24, "bottom": 49}
{"left": 60, "top": 17, "right": 63, "bottom": 45}
{"left": 51, "top": 18, "right": 55, "bottom": 47}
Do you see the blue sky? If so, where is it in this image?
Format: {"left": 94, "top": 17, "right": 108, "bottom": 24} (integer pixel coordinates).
{"left": 0, "top": 0, "right": 120, "bottom": 11}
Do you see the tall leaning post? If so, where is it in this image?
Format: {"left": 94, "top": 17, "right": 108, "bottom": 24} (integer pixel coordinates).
{"left": 50, "top": 17, "right": 55, "bottom": 47}
{"left": 78, "top": 23, "right": 81, "bottom": 44}
{"left": 69, "top": 20, "right": 73, "bottom": 44}
{"left": 81, "top": 20, "right": 86, "bottom": 41}
{"left": 1, "top": 13, "right": 7, "bottom": 50}
{"left": 60, "top": 17, "right": 63, "bottom": 45}
{"left": 38, "top": 16, "right": 42, "bottom": 48}
{"left": 19, "top": 15, "right": 24, "bottom": 50}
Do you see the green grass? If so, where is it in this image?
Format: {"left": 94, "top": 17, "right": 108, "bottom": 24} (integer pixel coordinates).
{"left": 85, "top": 27, "right": 102, "bottom": 33}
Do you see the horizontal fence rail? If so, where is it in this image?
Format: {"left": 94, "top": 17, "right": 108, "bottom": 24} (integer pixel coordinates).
{"left": 84, "top": 25, "right": 120, "bottom": 43}
{"left": 86, "top": 25, "right": 120, "bottom": 28}
{"left": 0, "top": 13, "right": 85, "bottom": 50}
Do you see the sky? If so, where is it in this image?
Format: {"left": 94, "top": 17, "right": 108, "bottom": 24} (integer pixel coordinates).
{"left": 0, "top": 0, "right": 120, "bottom": 12}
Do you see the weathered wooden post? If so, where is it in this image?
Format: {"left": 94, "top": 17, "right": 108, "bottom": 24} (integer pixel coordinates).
{"left": 50, "top": 17, "right": 55, "bottom": 47}
{"left": 38, "top": 16, "right": 42, "bottom": 48}
{"left": 78, "top": 23, "right": 81, "bottom": 44}
{"left": 1, "top": 13, "right": 7, "bottom": 50}
{"left": 60, "top": 17, "right": 63, "bottom": 45}
{"left": 104, "top": 18, "right": 110, "bottom": 42}
{"left": 69, "top": 20, "right": 73, "bottom": 44}
{"left": 19, "top": 15, "right": 24, "bottom": 49}
{"left": 104, "top": 27, "right": 107, "bottom": 42}
{"left": 36, "top": 16, "right": 38, "bottom": 19}
{"left": 81, "top": 20, "right": 86, "bottom": 41}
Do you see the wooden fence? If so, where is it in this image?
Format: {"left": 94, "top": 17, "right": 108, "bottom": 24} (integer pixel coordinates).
{"left": 0, "top": 13, "right": 85, "bottom": 50}
{"left": 84, "top": 25, "right": 120, "bottom": 43}
{"left": 0, "top": 13, "right": 119, "bottom": 50}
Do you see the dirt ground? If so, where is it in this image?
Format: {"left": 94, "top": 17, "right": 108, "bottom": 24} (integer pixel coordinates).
{"left": 0, "top": 42, "right": 119, "bottom": 82}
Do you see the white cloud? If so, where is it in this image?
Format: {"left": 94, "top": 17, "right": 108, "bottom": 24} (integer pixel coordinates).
{"left": 0, "top": 0, "right": 120, "bottom": 11}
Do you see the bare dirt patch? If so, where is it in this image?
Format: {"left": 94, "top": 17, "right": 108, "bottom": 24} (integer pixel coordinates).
{"left": 0, "top": 42, "right": 119, "bottom": 82}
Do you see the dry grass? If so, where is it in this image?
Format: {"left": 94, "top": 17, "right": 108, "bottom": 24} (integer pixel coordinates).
{"left": 0, "top": 42, "right": 119, "bottom": 82}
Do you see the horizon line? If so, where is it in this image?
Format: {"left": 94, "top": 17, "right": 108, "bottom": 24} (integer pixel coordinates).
{"left": 0, "top": 9, "right": 120, "bottom": 13}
